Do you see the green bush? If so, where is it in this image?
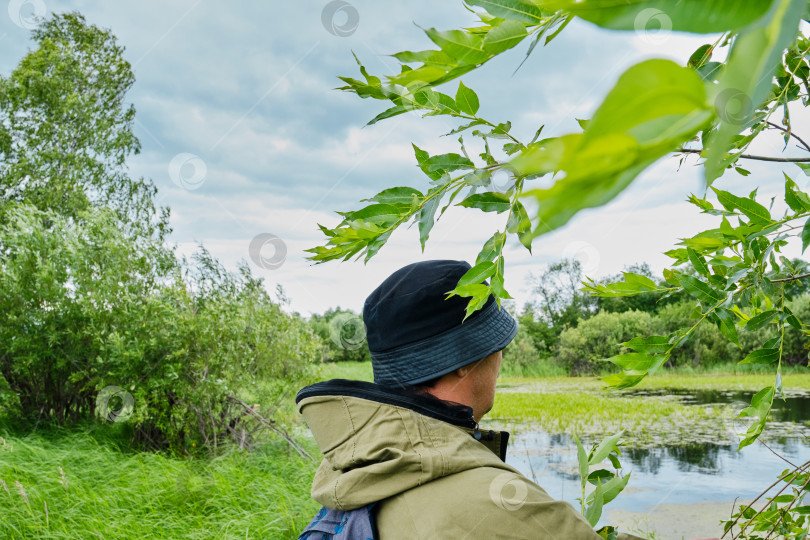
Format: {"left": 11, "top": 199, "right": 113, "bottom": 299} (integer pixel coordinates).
{"left": 651, "top": 296, "right": 810, "bottom": 368}
{"left": 554, "top": 310, "right": 653, "bottom": 374}
{"left": 307, "top": 308, "right": 371, "bottom": 363}
{"left": 0, "top": 204, "right": 321, "bottom": 453}
{"left": 501, "top": 324, "right": 541, "bottom": 373}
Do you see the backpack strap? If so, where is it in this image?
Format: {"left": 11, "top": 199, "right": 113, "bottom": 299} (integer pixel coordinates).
{"left": 298, "top": 503, "right": 377, "bottom": 540}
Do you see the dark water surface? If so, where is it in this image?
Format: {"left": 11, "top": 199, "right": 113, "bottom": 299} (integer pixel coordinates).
{"left": 503, "top": 388, "right": 810, "bottom": 530}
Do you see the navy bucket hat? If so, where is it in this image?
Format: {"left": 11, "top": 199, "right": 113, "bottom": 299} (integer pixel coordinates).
{"left": 363, "top": 260, "right": 518, "bottom": 387}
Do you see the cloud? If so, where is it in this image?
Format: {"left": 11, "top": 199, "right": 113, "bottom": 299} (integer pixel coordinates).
{"left": 3, "top": 1, "right": 794, "bottom": 317}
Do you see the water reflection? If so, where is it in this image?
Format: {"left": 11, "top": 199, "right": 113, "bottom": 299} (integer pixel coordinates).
{"left": 624, "top": 387, "right": 810, "bottom": 424}
{"left": 505, "top": 387, "right": 810, "bottom": 520}
{"left": 626, "top": 444, "right": 739, "bottom": 474}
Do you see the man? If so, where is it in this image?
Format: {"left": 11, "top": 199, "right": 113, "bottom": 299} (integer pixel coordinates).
{"left": 296, "top": 260, "right": 643, "bottom": 539}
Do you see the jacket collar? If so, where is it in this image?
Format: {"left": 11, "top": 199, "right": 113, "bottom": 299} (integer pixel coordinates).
{"left": 296, "top": 379, "right": 509, "bottom": 461}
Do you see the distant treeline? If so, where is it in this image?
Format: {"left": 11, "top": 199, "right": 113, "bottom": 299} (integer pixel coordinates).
{"left": 308, "top": 258, "right": 810, "bottom": 377}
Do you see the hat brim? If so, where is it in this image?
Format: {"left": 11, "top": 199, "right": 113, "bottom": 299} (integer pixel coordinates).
{"left": 371, "top": 301, "right": 518, "bottom": 386}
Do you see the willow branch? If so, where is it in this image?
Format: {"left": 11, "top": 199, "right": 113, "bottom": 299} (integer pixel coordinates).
{"left": 771, "top": 272, "right": 810, "bottom": 283}
{"left": 676, "top": 148, "right": 810, "bottom": 163}
{"left": 766, "top": 121, "right": 810, "bottom": 153}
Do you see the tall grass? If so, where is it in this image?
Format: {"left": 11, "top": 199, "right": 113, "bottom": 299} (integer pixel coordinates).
{"left": 0, "top": 419, "right": 319, "bottom": 539}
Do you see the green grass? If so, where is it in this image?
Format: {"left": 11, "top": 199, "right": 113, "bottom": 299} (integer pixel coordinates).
{"left": 0, "top": 420, "right": 320, "bottom": 539}
{"left": 4, "top": 361, "right": 805, "bottom": 538}
{"left": 317, "top": 361, "right": 373, "bottom": 382}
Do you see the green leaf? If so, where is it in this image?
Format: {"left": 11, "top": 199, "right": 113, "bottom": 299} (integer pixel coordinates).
{"left": 802, "top": 217, "right": 810, "bottom": 253}
{"left": 455, "top": 81, "right": 480, "bottom": 115}
{"left": 457, "top": 261, "right": 496, "bottom": 286}
{"left": 414, "top": 88, "right": 459, "bottom": 114}
{"left": 506, "top": 201, "right": 532, "bottom": 253}
{"left": 745, "top": 310, "right": 778, "bottom": 331}
{"left": 589, "top": 431, "right": 624, "bottom": 466}
{"left": 582, "top": 274, "right": 665, "bottom": 298}
{"left": 704, "top": 0, "right": 805, "bottom": 183}
{"left": 740, "top": 348, "right": 780, "bottom": 365}
{"left": 585, "top": 481, "right": 604, "bottom": 527}
{"left": 465, "top": 0, "right": 545, "bottom": 23}
{"left": 482, "top": 19, "right": 529, "bottom": 54}
{"left": 574, "top": 434, "right": 589, "bottom": 489}
{"left": 476, "top": 231, "right": 506, "bottom": 265}
{"left": 687, "top": 247, "right": 711, "bottom": 277}
{"left": 417, "top": 192, "right": 442, "bottom": 250}
{"left": 687, "top": 194, "right": 714, "bottom": 211}
{"left": 784, "top": 173, "right": 810, "bottom": 212}
{"left": 623, "top": 335, "right": 671, "bottom": 354}
{"left": 688, "top": 44, "right": 713, "bottom": 68}
{"left": 586, "top": 472, "right": 631, "bottom": 506}
{"left": 601, "top": 372, "right": 648, "bottom": 390}
{"left": 458, "top": 192, "right": 511, "bottom": 213}
{"left": 737, "top": 385, "right": 775, "bottom": 449}
{"left": 711, "top": 187, "right": 772, "bottom": 223}
{"left": 423, "top": 27, "right": 489, "bottom": 65}
{"left": 422, "top": 153, "right": 475, "bottom": 174}
{"left": 679, "top": 275, "right": 723, "bottom": 305}
{"left": 623, "top": 272, "right": 657, "bottom": 289}
{"left": 716, "top": 308, "right": 741, "bottom": 348}
{"left": 604, "top": 353, "right": 667, "bottom": 375}
{"left": 348, "top": 204, "right": 403, "bottom": 225}
{"left": 587, "top": 469, "right": 614, "bottom": 486}
{"left": 365, "top": 187, "right": 423, "bottom": 208}
{"left": 546, "top": 0, "right": 773, "bottom": 33}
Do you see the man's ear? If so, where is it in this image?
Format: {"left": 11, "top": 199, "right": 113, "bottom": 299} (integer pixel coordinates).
{"left": 454, "top": 365, "right": 470, "bottom": 378}
{"left": 455, "top": 359, "right": 480, "bottom": 378}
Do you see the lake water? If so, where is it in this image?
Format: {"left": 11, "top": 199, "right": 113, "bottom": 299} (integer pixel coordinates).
{"left": 502, "top": 389, "right": 810, "bottom": 538}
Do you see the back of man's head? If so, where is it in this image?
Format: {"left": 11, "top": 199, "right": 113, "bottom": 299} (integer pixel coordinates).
{"left": 363, "top": 259, "right": 517, "bottom": 388}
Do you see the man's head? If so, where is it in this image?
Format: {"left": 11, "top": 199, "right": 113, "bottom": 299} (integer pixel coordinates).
{"left": 363, "top": 260, "right": 517, "bottom": 420}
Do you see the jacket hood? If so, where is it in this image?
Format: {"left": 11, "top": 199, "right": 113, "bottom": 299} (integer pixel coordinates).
{"left": 296, "top": 379, "right": 514, "bottom": 511}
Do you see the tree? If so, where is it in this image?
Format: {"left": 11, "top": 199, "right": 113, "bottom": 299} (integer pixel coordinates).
{"left": 528, "top": 258, "right": 596, "bottom": 329}
{"left": 309, "top": 0, "right": 810, "bottom": 456}
{"left": 0, "top": 12, "right": 166, "bottom": 240}
{"left": 0, "top": 14, "right": 321, "bottom": 455}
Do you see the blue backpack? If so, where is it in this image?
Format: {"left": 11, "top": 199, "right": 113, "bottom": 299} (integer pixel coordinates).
{"left": 298, "top": 504, "right": 377, "bottom": 540}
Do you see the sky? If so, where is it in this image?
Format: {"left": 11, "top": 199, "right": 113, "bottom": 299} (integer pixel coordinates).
{"left": 2, "top": 1, "right": 809, "bottom": 316}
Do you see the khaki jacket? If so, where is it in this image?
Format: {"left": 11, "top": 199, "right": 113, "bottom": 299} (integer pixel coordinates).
{"left": 297, "top": 380, "right": 643, "bottom": 539}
